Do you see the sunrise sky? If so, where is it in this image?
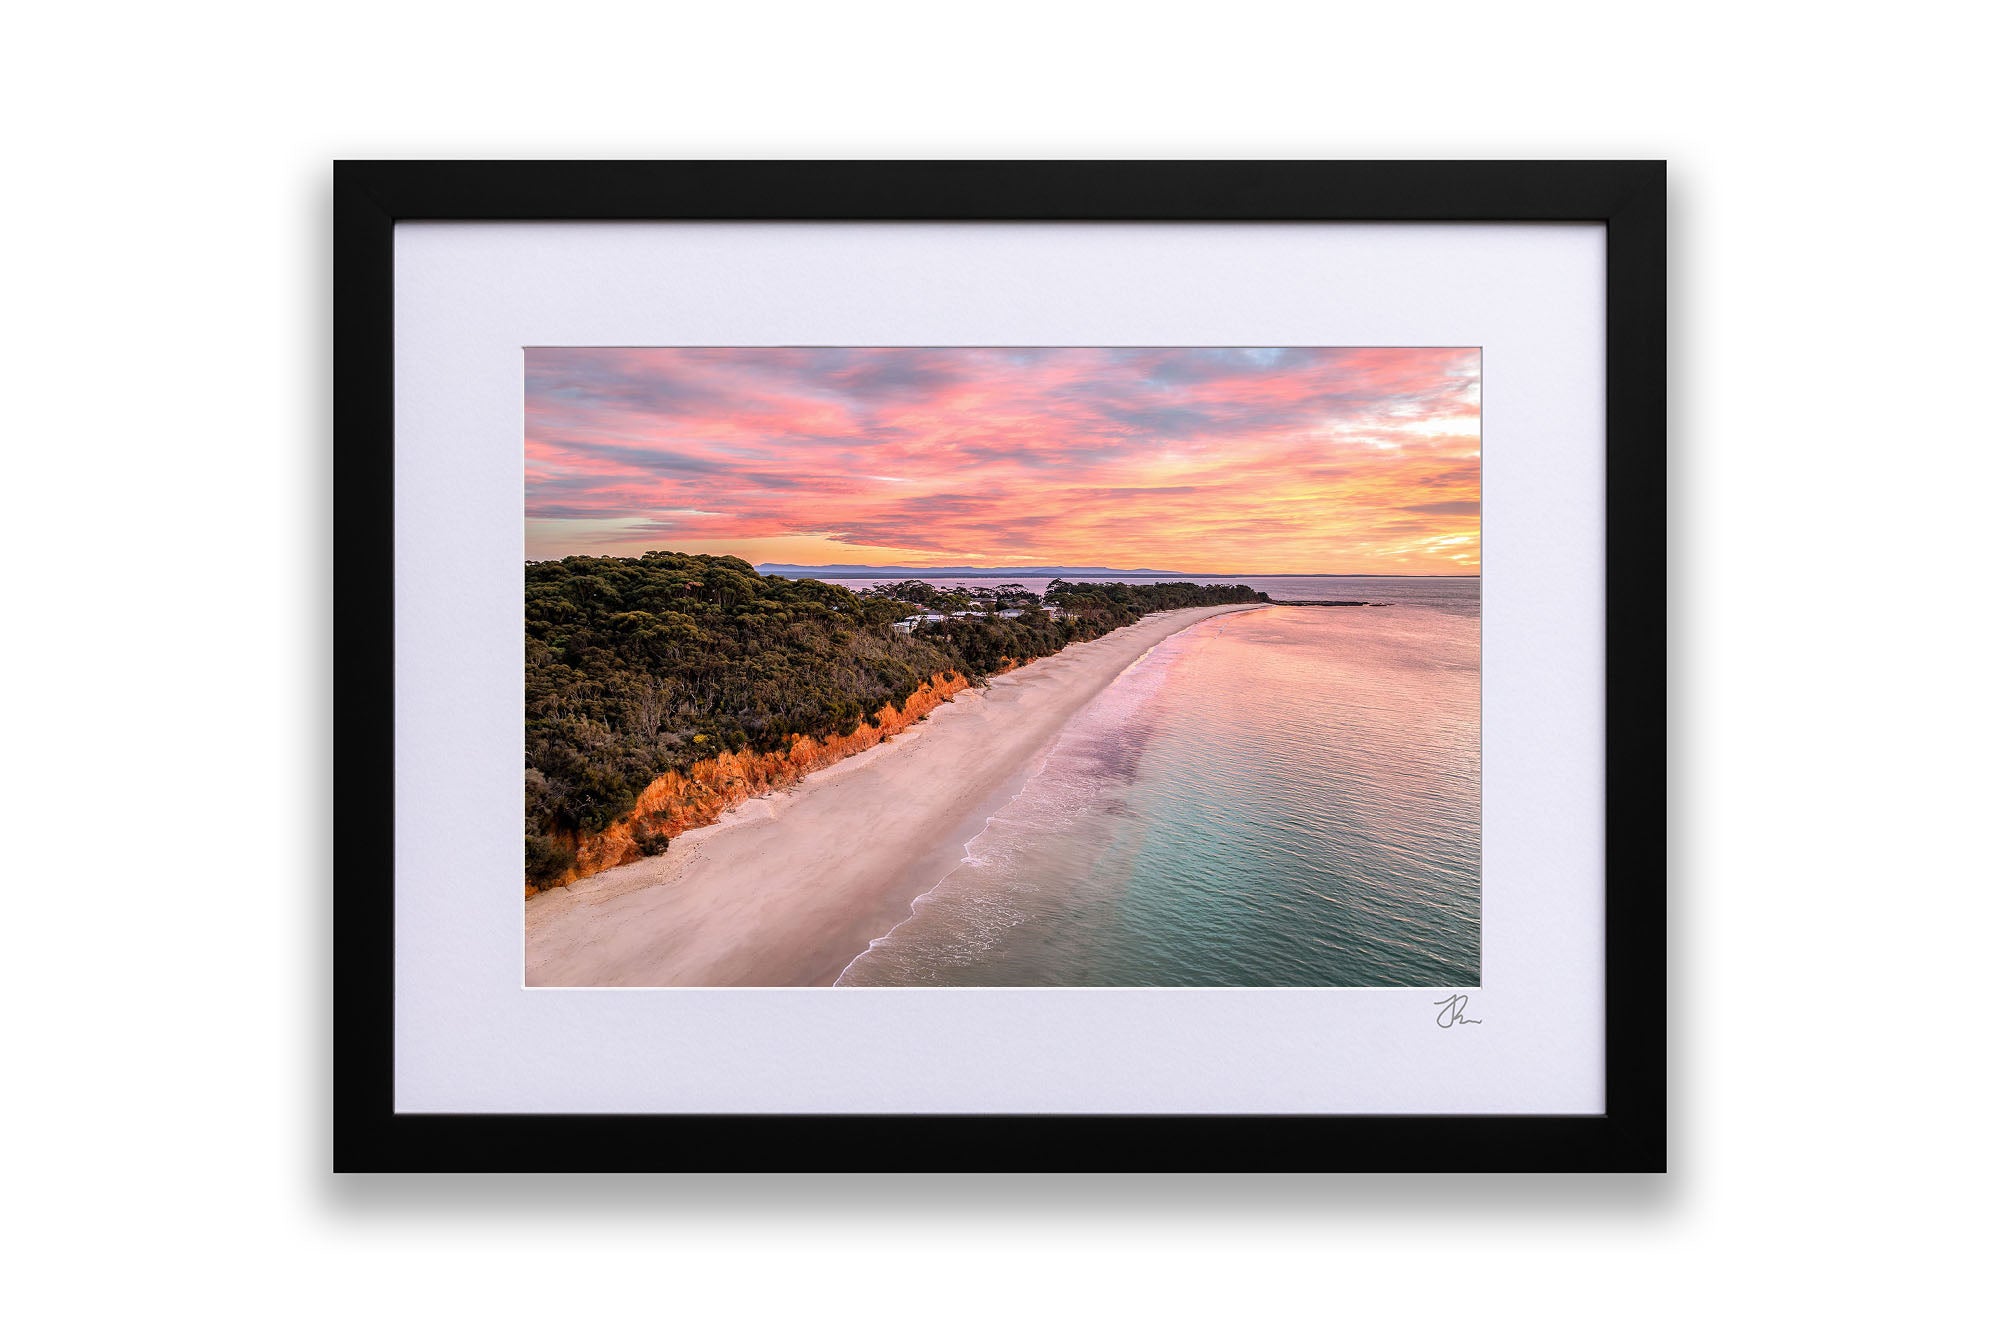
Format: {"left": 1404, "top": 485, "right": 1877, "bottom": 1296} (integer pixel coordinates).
{"left": 525, "top": 347, "right": 1479, "bottom": 573}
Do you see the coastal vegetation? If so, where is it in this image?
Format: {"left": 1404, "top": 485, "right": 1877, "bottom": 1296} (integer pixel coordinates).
{"left": 525, "top": 551, "right": 1266, "bottom": 890}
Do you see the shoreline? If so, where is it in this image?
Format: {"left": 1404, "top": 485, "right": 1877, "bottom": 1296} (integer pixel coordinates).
{"left": 525, "top": 603, "right": 1259, "bottom": 986}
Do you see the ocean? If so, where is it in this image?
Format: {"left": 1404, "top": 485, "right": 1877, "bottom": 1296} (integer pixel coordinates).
{"left": 833, "top": 575, "right": 1481, "bottom": 987}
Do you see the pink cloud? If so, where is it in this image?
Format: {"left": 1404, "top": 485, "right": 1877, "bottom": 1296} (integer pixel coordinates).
{"left": 525, "top": 347, "right": 1480, "bottom": 572}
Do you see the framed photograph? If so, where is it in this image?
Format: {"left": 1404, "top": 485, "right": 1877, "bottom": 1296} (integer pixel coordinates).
{"left": 336, "top": 161, "right": 1665, "bottom": 1170}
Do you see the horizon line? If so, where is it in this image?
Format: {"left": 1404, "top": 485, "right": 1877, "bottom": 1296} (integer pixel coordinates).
{"left": 752, "top": 560, "right": 1477, "bottom": 577}
{"left": 524, "top": 552, "right": 1479, "bottom": 578}
{"left": 762, "top": 568, "right": 1481, "bottom": 579}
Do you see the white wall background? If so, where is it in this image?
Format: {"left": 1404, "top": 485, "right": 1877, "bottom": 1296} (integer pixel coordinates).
{"left": 5, "top": 2, "right": 1990, "bottom": 1330}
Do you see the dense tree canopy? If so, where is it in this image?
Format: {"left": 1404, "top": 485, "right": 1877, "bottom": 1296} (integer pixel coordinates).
{"left": 525, "top": 551, "right": 1266, "bottom": 885}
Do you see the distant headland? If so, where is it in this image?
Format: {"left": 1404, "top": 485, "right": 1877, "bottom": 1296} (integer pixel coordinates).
{"left": 755, "top": 563, "right": 1196, "bottom": 579}
{"left": 754, "top": 563, "right": 1474, "bottom": 580}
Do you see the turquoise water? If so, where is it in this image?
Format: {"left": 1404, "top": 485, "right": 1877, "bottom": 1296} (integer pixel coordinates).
{"left": 836, "top": 578, "right": 1481, "bottom": 987}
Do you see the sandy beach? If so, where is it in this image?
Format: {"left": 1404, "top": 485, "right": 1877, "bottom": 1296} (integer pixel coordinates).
{"left": 525, "top": 604, "right": 1254, "bottom": 986}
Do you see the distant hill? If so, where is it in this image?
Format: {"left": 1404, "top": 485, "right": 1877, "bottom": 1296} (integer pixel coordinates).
{"left": 756, "top": 563, "right": 1199, "bottom": 580}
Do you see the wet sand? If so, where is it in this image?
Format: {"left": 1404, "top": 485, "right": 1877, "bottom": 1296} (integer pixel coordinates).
{"left": 525, "top": 604, "right": 1252, "bottom": 986}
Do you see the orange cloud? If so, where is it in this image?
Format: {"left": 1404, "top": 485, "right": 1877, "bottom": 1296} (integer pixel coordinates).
{"left": 526, "top": 347, "right": 1479, "bottom": 573}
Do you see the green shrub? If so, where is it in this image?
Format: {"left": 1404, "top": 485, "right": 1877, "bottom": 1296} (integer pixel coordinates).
{"left": 525, "top": 833, "right": 575, "bottom": 887}
{"left": 524, "top": 551, "right": 1264, "bottom": 865}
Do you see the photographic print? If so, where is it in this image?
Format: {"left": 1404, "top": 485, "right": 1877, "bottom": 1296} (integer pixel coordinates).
{"left": 523, "top": 347, "right": 1480, "bottom": 988}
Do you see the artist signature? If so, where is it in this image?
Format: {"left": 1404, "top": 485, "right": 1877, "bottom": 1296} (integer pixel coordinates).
{"left": 1433, "top": 993, "right": 1482, "bottom": 1028}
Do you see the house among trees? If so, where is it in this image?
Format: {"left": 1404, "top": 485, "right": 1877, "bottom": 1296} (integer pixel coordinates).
{"left": 891, "top": 607, "right": 1037, "bottom": 633}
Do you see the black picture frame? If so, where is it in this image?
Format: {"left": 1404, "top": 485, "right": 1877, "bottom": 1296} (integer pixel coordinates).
{"left": 335, "top": 160, "right": 1665, "bottom": 1172}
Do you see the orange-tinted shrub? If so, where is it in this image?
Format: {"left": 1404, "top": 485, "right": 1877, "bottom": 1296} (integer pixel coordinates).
{"left": 530, "top": 671, "right": 972, "bottom": 892}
